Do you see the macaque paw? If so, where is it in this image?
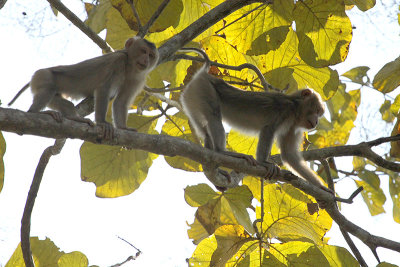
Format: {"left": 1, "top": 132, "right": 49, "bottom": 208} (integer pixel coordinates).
{"left": 40, "top": 110, "right": 63, "bottom": 123}
{"left": 66, "top": 116, "right": 94, "bottom": 126}
{"left": 259, "top": 161, "right": 279, "bottom": 179}
{"left": 97, "top": 122, "right": 115, "bottom": 140}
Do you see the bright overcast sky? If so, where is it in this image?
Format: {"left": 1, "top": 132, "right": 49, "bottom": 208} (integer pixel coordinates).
{"left": 1, "top": 1, "right": 400, "bottom": 266}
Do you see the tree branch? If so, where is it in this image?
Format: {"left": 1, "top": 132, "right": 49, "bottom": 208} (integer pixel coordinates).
{"left": 1, "top": 107, "right": 400, "bottom": 257}
{"left": 20, "top": 138, "right": 66, "bottom": 267}
{"left": 46, "top": 0, "right": 113, "bottom": 52}
{"left": 270, "top": 136, "right": 400, "bottom": 172}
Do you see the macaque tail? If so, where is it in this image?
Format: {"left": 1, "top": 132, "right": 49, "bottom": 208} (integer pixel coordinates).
{"left": 8, "top": 82, "right": 30, "bottom": 106}
{"left": 179, "top": 47, "right": 210, "bottom": 70}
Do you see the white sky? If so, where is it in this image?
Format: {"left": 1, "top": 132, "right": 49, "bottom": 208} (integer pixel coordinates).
{"left": 0, "top": 1, "right": 400, "bottom": 266}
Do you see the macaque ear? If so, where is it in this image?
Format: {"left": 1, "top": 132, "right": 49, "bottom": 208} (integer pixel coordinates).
{"left": 125, "top": 38, "right": 136, "bottom": 49}
{"left": 301, "top": 89, "right": 312, "bottom": 98}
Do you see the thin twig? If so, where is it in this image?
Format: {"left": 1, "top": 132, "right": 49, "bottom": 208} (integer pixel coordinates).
{"left": 126, "top": 0, "right": 142, "bottom": 30}
{"left": 173, "top": 53, "right": 279, "bottom": 91}
{"left": 140, "top": 0, "right": 171, "bottom": 37}
{"left": 321, "top": 159, "right": 368, "bottom": 267}
{"left": 46, "top": 0, "right": 113, "bottom": 52}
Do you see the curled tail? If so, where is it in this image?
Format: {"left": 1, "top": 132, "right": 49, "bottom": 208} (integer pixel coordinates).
{"left": 8, "top": 82, "right": 30, "bottom": 106}
{"left": 178, "top": 47, "right": 211, "bottom": 71}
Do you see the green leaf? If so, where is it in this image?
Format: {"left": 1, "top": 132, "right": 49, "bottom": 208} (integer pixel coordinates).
{"left": 184, "top": 184, "right": 219, "bottom": 207}
{"left": 373, "top": 55, "right": 400, "bottom": 93}
{"left": 294, "top": 0, "right": 352, "bottom": 67}
{"left": 6, "top": 237, "right": 65, "bottom": 267}
{"left": 80, "top": 115, "right": 158, "bottom": 198}
{"left": 345, "top": 0, "right": 376, "bottom": 12}
{"left": 271, "top": 242, "right": 330, "bottom": 265}
{"left": 259, "top": 184, "right": 332, "bottom": 245}
{"left": 380, "top": 100, "right": 396, "bottom": 123}
{"left": 58, "top": 251, "right": 89, "bottom": 267}
{"left": 319, "top": 245, "right": 360, "bottom": 266}
{"left": 0, "top": 132, "right": 5, "bottom": 193}
{"left": 162, "top": 112, "right": 202, "bottom": 172}
{"left": 352, "top": 156, "right": 366, "bottom": 172}
{"left": 341, "top": 66, "right": 370, "bottom": 85}
{"left": 356, "top": 171, "right": 386, "bottom": 216}
{"left": 389, "top": 174, "right": 400, "bottom": 223}
{"left": 390, "top": 94, "right": 400, "bottom": 115}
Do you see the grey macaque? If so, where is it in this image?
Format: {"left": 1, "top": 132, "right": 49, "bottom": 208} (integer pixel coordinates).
{"left": 180, "top": 48, "right": 327, "bottom": 190}
{"left": 9, "top": 37, "right": 159, "bottom": 138}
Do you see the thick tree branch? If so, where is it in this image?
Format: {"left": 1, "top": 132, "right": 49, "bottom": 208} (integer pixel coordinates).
{"left": 1, "top": 107, "right": 400, "bottom": 257}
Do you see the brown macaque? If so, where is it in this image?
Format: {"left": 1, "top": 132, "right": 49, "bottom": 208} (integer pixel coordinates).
{"left": 180, "top": 48, "right": 327, "bottom": 191}
{"left": 9, "top": 37, "right": 159, "bottom": 139}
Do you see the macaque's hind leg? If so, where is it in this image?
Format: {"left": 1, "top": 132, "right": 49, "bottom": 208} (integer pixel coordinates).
{"left": 28, "top": 89, "right": 65, "bottom": 122}
{"left": 48, "top": 95, "right": 94, "bottom": 125}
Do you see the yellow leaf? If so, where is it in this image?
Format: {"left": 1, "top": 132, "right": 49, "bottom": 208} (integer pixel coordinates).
{"left": 258, "top": 184, "right": 332, "bottom": 245}
{"left": 162, "top": 112, "right": 202, "bottom": 172}
{"left": 105, "top": 7, "right": 136, "bottom": 49}
{"left": 6, "top": 237, "right": 64, "bottom": 267}
{"left": 227, "top": 130, "right": 257, "bottom": 159}
{"left": 373, "top": 55, "right": 400, "bottom": 93}
{"left": 80, "top": 115, "right": 158, "bottom": 198}
{"left": 259, "top": 28, "right": 339, "bottom": 99}
{"left": 294, "top": 0, "right": 352, "bottom": 67}
{"left": 111, "top": 0, "right": 183, "bottom": 32}
{"left": 222, "top": 1, "right": 293, "bottom": 54}
{"left": 58, "top": 251, "right": 89, "bottom": 267}
{"left": 390, "top": 118, "right": 400, "bottom": 158}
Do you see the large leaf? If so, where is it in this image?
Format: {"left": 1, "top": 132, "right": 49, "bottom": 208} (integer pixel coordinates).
{"left": 222, "top": 0, "right": 294, "bottom": 54}
{"left": 186, "top": 185, "right": 254, "bottom": 243}
{"left": 294, "top": 0, "right": 352, "bottom": 68}
{"left": 259, "top": 28, "right": 339, "bottom": 98}
{"left": 174, "top": 0, "right": 224, "bottom": 42}
{"left": 256, "top": 184, "right": 332, "bottom": 245}
{"left": 373, "top": 55, "right": 400, "bottom": 93}
{"left": 80, "top": 114, "right": 158, "bottom": 198}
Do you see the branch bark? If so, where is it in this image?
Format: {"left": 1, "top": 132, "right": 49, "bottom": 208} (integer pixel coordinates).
{"left": 1, "top": 107, "right": 400, "bottom": 257}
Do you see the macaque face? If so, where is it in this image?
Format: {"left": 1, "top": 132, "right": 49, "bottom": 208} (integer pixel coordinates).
{"left": 299, "top": 89, "right": 325, "bottom": 130}
{"left": 126, "top": 38, "right": 158, "bottom": 73}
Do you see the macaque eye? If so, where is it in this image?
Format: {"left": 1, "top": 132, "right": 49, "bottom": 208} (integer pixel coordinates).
{"left": 149, "top": 53, "right": 155, "bottom": 59}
